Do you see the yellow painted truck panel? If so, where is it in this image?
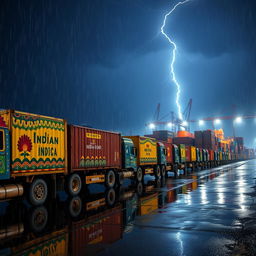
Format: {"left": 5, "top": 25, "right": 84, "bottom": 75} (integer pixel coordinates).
{"left": 191, "top": 146, "right": 197, "bottom": 162}
{"left": 125, "top": 136, "right": 157, "bottom": 166}
{"left": 0, "top": 110, "right": 67, "bottom": 176}
{"left": 138, "top": 193, "right": 158, "bottom": 216}
{"left": 12, "top": 229, "right": 68, "bottom": 256}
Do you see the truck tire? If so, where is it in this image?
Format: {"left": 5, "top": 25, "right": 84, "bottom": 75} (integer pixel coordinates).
{"left": 29, "top": 178, "right": 48, "bottom": 206}
{"left": 68, "top": 196, "right": 82, "bottom": 218}
{"left": 155, "top": 165, "right": 161, "bottom": 179}
{"left": 105, "top": 170, "right": 116, "bottom": 188}
{"left": 29, "top": 206, "right": 48, "bottom": 233}
{"left": 106, "top": 188, "right": 116, "bottom": 206}
{"left": 136, "top": 182, "right": 143, "bottom": 196}
{"left": 136, "top": 167, "right": 143, "bottom": 182}
{"left": 161, "top": 165, "right": 166, "bottom": 177}
{"left": 67, "top": 173, "right": 82, "bottom": 196}
{"left": 116, "top": 172, "right": 124, "bottom": 186}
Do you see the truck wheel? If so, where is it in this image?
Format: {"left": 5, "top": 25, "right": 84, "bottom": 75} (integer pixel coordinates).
{"left": 106, "top": 188, "right": 116, "bottom": 206}
{"left": 136, "top": 182, "right": 143, "bottom": 196}
{"left": 116, "top": 172, "right": 124, "bottom": 186}
{"left": 136, "top": 167, "right": 143, "bottom": 182}
{"left": 29, "top": 206, "right": 48, "bottom": 233}
{"left": 67, "top": 173, "right": 82, "bottom": 196}
{"left": 69, "top": 196, "right": 82, "bottom": 218}
{"left": 155, "top": 165, "right": 161, "bottom": 179}
{"left": 161, "top": 166, "right": 166, "bottom": 177}
{"left": 105, "top": 170, "right": 116, "bottom": 188}
{"left": 29, "top": 178, "right": 48, "bottom": 206}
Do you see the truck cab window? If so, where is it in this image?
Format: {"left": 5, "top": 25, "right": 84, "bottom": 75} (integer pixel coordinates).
{"left": 0, "top": 130, "right": 3, "bottom": 151}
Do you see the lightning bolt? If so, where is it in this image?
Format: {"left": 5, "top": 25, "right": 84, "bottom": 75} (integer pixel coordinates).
{"left": 161, "top": 0, "right": 190, "bottom": 121}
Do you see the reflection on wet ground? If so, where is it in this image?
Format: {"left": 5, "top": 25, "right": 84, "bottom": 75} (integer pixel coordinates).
{"left": 0, "top": 160, "right": 256, "bottom": 255}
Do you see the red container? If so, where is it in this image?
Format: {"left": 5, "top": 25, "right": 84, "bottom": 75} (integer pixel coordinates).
{"left": 161, "top": 141, "right": 173, "bottom": 164}
{"left": 68, "top": 125, "right": 122, "bottom": 172}
{"left": 71, "top": 206, "right": 123, "bottom": 256}
{"left": 185, "top": 146, "right": 191, "bottom": 162}
{"left": 209, "top": 150, "right": 214, "bottom": 161}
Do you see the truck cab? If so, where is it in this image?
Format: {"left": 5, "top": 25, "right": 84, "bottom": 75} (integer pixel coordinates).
{"left": 122, "top": 138, "right": 137, "bottom": 170}
{"left": 0, "top": 127, "right": 10, "bottom": 180}
{"left": 157, "top": 142, "right": 166, "bottom": 166}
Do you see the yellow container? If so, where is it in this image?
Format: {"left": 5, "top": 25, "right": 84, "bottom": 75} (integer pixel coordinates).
{"left": 191, "top": 146, "right": 197, "bottom": 162}
{"left": 124, "top": 136, "right": 157, "bottom": 166}
{"left": 219, "top": 152, "right": 223, "bottom": 161}
{"left": 0, "top": 110, "right": 67, "bottom": 176}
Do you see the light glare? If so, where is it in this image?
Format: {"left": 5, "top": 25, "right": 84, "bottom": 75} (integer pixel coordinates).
{"left": 149, "top": 123, "right": 155, "bottom": 129}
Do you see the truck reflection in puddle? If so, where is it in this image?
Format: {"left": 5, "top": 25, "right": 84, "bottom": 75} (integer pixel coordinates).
{"left": 0, "top": 170, "right": 227, "bottom": 255}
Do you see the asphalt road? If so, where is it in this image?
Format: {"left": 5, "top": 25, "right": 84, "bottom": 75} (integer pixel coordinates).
{"left": 99, "top": 160, "right": 256, "bottom": 256}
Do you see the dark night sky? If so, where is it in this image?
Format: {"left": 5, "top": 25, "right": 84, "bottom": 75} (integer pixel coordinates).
{"left": 0, "top": 0, "right": 256, "bottom": 146}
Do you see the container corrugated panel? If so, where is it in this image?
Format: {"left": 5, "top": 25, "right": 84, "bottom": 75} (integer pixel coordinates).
{"left": 185, "top": 146, "right": 191, "bottom": 162}
{"left": 179, "top": 144, "right": 186, "bottom": 163}
{"left": 173, "top": 137, "right": 195, "bottom": 146}
{"left": 0, "top": 110, "right": 68, "bottom": 176}
{"left": 191, "top": 146, "right": 196, "bottom": 162}
{"left": 69, "top": 125, "right": 121, "bottom": 171}
{"left": 125, "top": 136, "right": 157, "bottom": 166}
{"left": 71, "top": 206, "right": 122, "bottom": 256}
{"left": 161, "top": 141, "right": 173, "bottom": 164}
{"left": 195, "top": 131, "right": 203, "bottom": 148}
{"left": 209, "top": 150, "right": 214, "bottom": 161}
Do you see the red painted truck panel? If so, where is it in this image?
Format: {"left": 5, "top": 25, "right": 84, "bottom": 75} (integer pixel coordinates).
{"left": 68, "top": 125, "right": 122, "bottom": 172}
{"left": 161, "top": 141, "right": 173, "bottom": 164}
{"left": 185, "top": 146, "right": 191, "bottom": 162}
{"left": 71, "top": 206, "right": 123, "bottom": 256}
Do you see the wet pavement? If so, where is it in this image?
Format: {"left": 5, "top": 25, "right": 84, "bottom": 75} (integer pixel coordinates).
{"left": 1, "top": 160, "right": 256, "bottom": 255}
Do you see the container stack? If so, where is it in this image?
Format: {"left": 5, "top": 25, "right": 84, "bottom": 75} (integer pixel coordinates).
{"left": 194, "top": 131, "right": 203, "bottom": 148}
{"left": 145, "top": 130, "right": 174, "bottom": 143}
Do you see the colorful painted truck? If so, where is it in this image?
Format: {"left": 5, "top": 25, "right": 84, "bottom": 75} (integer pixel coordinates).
{"left": 0, "top": 110, "right": 67, "bottom": 205}
{"left": 124, "top": 136, "right": 162, "bottom": 179}
{"left": 0, "top": 110, "right": 143, "bottom": 205}
{"left": 185, "top": 146, "right": 197, "bottom": 171}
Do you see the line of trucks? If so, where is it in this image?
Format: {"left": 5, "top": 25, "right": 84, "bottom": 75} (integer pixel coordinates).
{"left": 0, "top": 110, "right": 254, "bottom": 205}
{"left": 0, "top": 177, "right": 203, "bottom": 256}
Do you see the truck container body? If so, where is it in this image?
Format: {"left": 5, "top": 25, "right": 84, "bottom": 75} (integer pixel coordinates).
{"left": 185, "top": 146, "right": 197, "bottom": 162}
{"left": 179, "top": 144, "right": 186, "bottom": 163}
{"left": 71, "top": 206, "right": 122, "bottom": 256}
{"left": 203, "top": 149, "right": 208, "bottom": 162}
{"left": 69, "top": 125, "right": 122, "bottom": 172}
{"left": 219, "top": 152, "right": 223, "bottom": 161}
{"left": 185, "top": 146, "right": 191, "bottom": 162}
{"left": 209, "top": 150, "right": 214, "bottom": 161}
{"left": 173, "top": 137, "right": 195, "bottom": 146}
{"left": 0, "top": 110, "right": 67, "bottom": 178}
{"left": 161, "top": 141, "right": 173, "bottom": 164}
{"left": 157, "top": 142, "right": 166, "bottom": 165}
{"left": 124, "top": 136, "right": 157, "bottom": 166}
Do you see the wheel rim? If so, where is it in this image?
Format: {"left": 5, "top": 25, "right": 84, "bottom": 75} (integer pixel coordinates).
{"left": 108, "top": 172, "right": 115, "bottom": 186}
{"left": 137, "top": 169, "right": 142, "bottom": 181}
{"left": 34, "top": 183, "right": 45, "bottom": 201}
{"left": 34, "top": 209, "right": 46, "bottom": 228}
{"left": 107, "top": 189, "right": 115, "bottom": 205}
{"left": 72, "top": 177, "right": 80, "bottom": 193}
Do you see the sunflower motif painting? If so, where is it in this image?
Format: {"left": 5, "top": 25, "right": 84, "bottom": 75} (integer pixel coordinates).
{"left": 17, "top": 135, "right": 32, "bottom": 157}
